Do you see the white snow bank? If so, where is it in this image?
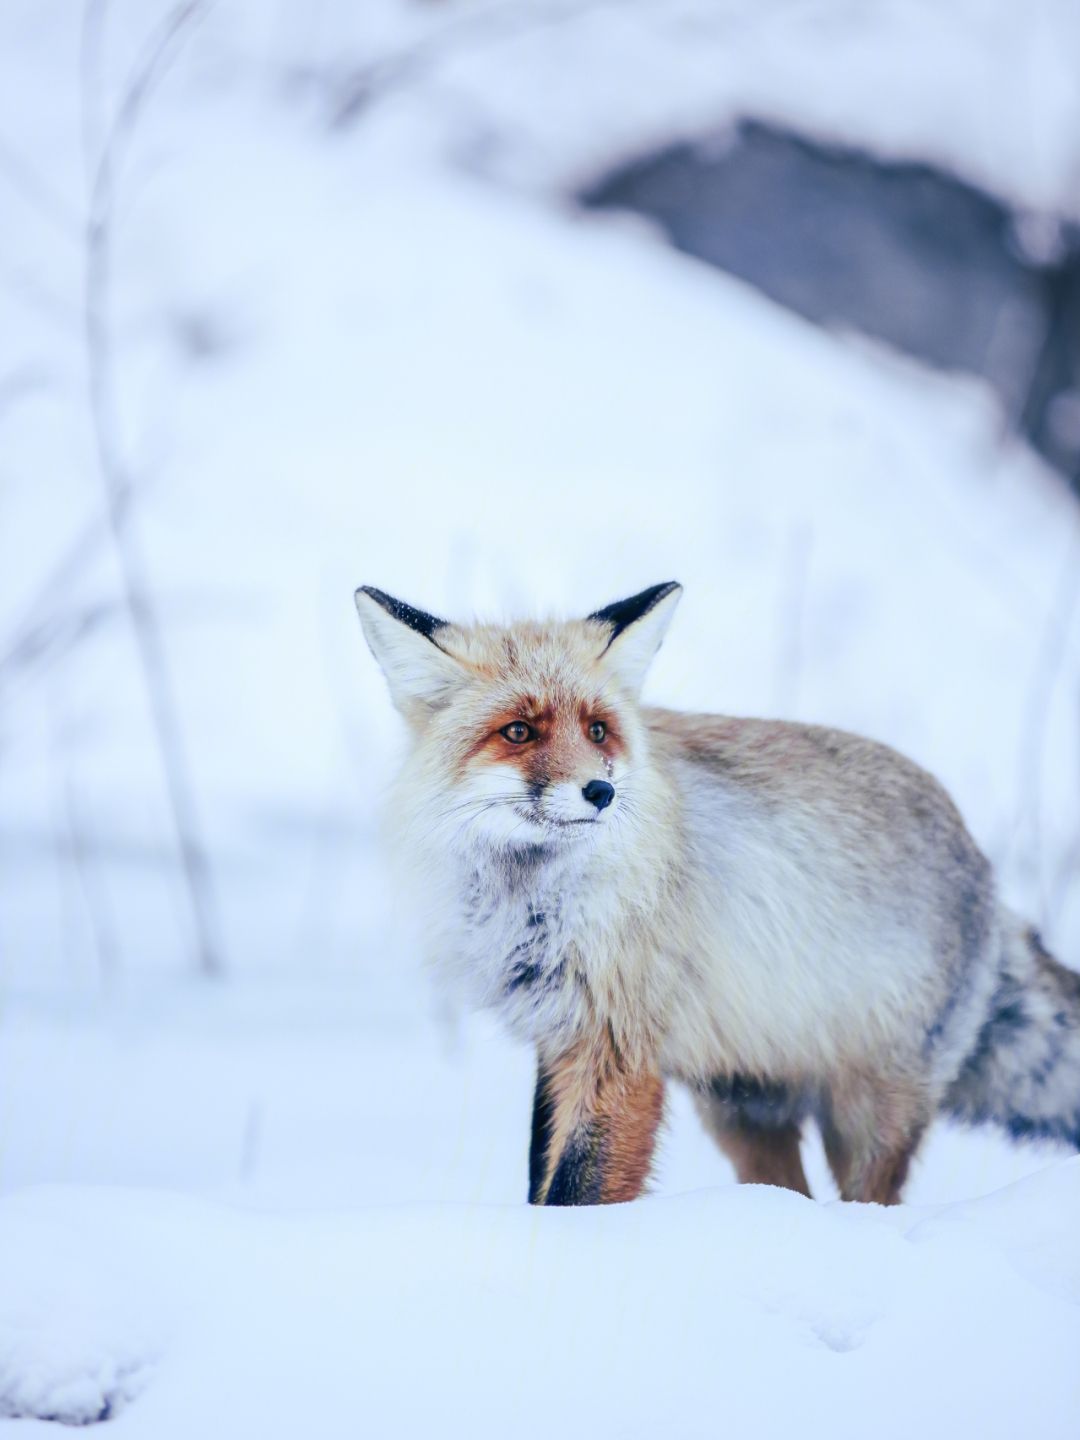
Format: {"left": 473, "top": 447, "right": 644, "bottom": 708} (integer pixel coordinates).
{"left": 1, "top": 1161, "right": 1078, "bottom": 1436}
{"left": 212, "top": 0, "right": 1080, "bottom": 218}
{"left": 3, "top": 54, "right": 1079, "bottom": 986}
{"left": 2, "top": 8, "right": 1079, "bottom": 1431}
{"left": 0, "top": 1194, "right": 161, "bottom": 1426}
{"left": 2, "top": 1, "right": 1079, "bottom": 987}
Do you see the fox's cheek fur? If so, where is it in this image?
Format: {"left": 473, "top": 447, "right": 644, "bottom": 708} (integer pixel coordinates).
{"left": 453, "top": 763, "right": 536, "bottom": 845}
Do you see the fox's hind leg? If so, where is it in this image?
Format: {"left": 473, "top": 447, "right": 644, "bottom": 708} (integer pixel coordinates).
{"left": 694, "top": 1077, "right": 811, "bottom": 1197}
{"left": 698, "top": 1111, "right": 810, "bottom": 1195}
{"left": 529, "top": 1036, "right": 664, "bottom": 1205}
{"left": 822, "top": 1077, "right": 929, "bottom": 1205}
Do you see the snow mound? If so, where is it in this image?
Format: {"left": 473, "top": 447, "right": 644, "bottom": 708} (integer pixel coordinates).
{"left": 1, "top": 1163, "right": 1078, "bottom": 1438}
{"left": 0, "top": 1192, "right": 161, "bottom": 1424}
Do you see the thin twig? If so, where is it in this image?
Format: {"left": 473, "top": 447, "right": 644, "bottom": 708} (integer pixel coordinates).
{"left": 65, "top": 771, "right": 120, "bottom": 983}
{"left": 0, "top": 512, "right": 129, "bottom": 682}
{"left": 1048, "top": 837, "right": 1080, "bottom": 935}
{"left": 80, "top": 0, "right": 108, "bottom": 193}
{"left": 331, "top": 0, "right": 635, "bottom": 126}
{"left": 1012, "top": 517, "right": 1080, "bottom": 921}
{"left": 1, "top": 598, "right": 125, "bottom": 680}
{"left": 0, "top": 134, "right": 83, "bottom": 241}
{"left": 0, "top": 2, "right": 200, "bottom": 680}
{"left": 771, "top": 520, "right": 813, "bottom": 717}
{"left": 83, "top": 0, "right": 222, "bottom": 978}
{"left": 1047, "top": 671, "right": 1080, "bottom": 935}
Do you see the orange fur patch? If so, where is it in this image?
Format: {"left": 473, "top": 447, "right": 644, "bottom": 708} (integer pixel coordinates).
{"left": 461, "top": 701, "right": 626, "bottom": 779}
{"left": 540, "top": 1034, "right": 664, "bottom": 1204}
{"left": 595, "top": 1068, "right": 665, "bottom": 1202}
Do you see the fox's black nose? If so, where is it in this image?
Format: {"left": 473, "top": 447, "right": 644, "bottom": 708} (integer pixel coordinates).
{"left": 582, "top": 779, "right": 615, "bottom": 812}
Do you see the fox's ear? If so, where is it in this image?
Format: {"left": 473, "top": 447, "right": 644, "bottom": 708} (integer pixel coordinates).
{"left": 354, "top": 586, "right": 466, "bottom": 717}
{"left": 589, "top": 581, "right": 682, "bottom": 693}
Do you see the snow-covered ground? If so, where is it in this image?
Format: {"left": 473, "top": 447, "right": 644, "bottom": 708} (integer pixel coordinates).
{"left": 4, "top": 1157, "right": 1080, "bottom": 1435}
{"left": 2, "top": 1, "right": 1079, "bottom": 1433}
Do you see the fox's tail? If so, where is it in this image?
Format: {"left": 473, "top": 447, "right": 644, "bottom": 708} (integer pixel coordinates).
{"left": 944, "top": 918, "right": 1080, "bottom": 1151}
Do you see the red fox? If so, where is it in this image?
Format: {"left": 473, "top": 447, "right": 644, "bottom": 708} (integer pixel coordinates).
{"left": 355, "top": 581, "right": 1080, "bottom": 1205}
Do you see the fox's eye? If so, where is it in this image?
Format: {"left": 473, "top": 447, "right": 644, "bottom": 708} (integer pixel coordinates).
{"left": 501, "top": 721, "right": 534, "bottom": 744}
{"left": 588, "top": 721, "right": 607, "bottom": 744}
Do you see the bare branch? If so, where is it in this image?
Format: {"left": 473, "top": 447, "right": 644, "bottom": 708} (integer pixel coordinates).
{"left": 1048, "top": 835, "right": 1080, "bottom": 934}
{"left": 1012, "top": 516, "right": 1080, "bottom": 922}
{"left": 1, "top": 598, "right": 125, "bottom": 682}
{"left": 0, "top": 134, "right": 83, "bottom": 242}
{"left": 82, "top": 0, "right": 223, "bottom": 979}
{"left": 65, "top": 771, "right": 121, "bottom": 983}
{"left": 1047, "top": 670, "right": 1080, "bottom": 934}
{"left": 331, "top": 0, "right": 630, "bottom": 126}
{"left": 771, "top": 521, "right": 813, "bottom": 717}
{"left": 80, "top": 0, "right": 108, "bottom": 192}
{"left": 0, "top": 4, "right": 210, "bottom": 682}
{"left": 0, "top": 508, "right": 129, "bottom": 682}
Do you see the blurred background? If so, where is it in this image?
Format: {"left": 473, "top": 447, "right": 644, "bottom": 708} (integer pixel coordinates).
{"left": 2, "top": 0, "right": 1079, "bottom": 1210}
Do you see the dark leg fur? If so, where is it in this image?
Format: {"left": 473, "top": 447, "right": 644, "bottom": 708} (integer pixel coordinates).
{"left": 545, "top": 1121, "right": 607, "bottom": 1206}
{"left": 696, "top": 1075, "right": 812, "bottom": 1197}
{"left": 528, "top": 1063, "right": 555, "bottom": 1203}
{"left": 530, "top": 1036, "right": 664, "bottom": 1206}
{"left": 712, "top": 1119, "right": 811, "bottom": 1196}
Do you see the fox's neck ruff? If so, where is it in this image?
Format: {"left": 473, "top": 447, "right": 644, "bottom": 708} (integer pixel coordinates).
{"left": 439, "top": 819, "right": 670, "bottom": 1058}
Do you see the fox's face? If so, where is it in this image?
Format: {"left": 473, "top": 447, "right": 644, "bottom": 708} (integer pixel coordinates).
{"left": 354, "top": 582, "right": 681, "bottom": 851}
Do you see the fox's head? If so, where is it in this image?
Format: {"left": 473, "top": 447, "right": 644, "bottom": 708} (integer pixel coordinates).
{"left": 354, "top": 582, "right": 681, "bottom": 851}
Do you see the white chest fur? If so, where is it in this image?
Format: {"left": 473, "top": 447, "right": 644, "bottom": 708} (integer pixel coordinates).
{"left": 449, "top": 846, "right": 604, "bottom": 1046}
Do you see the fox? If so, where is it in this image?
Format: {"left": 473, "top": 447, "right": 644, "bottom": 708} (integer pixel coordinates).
{"left": 354, "top": 580, "right": 1080, "bottom": 1206}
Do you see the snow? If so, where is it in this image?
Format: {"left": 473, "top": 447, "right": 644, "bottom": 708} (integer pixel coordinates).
{"left": 2, "top": 0, "right": 1080, "bottom": 1433}
{"left": 2, "top": 1158, "right": 1080, "bottom": 1435}
{"left": 2, "top": 984, "right": 1079, "bottom": 1435}
{"left": 419, "top": 0, "right": 1080, "bottom": 220}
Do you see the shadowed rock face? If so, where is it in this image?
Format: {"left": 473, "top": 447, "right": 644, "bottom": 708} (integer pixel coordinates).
{"left": 582, "top": 120, "right": 1080, "bottom": 493}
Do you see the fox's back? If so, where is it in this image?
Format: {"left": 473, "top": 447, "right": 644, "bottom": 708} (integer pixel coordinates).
{"left": 646, "top": 710, "right": 999, "bottom": 1084}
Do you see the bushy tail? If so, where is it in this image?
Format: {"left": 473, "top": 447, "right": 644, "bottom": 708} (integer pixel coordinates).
{"left": 944, "top": 919, "right": 1080, "bottom": 1151}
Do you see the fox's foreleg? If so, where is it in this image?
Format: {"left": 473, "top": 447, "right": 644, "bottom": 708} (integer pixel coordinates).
{"left": 528, "top": 1034, "right": 664, "bottom": 1205}
{"left": 527, "top": 1063, "right": 556, "bottom": 1203}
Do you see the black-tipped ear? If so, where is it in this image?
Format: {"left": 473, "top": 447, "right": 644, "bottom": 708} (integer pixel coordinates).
{"left": 589, "top": 581, "right": 682, "bottom": 692}
{"left": 356, "top": 586, "right": 448, "bottom": 642}
{"left": 589, "top": 582, "right": 681, "bottom": 649}
{"left": 354, "top": 585, "right": 464, "bottom": 718}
